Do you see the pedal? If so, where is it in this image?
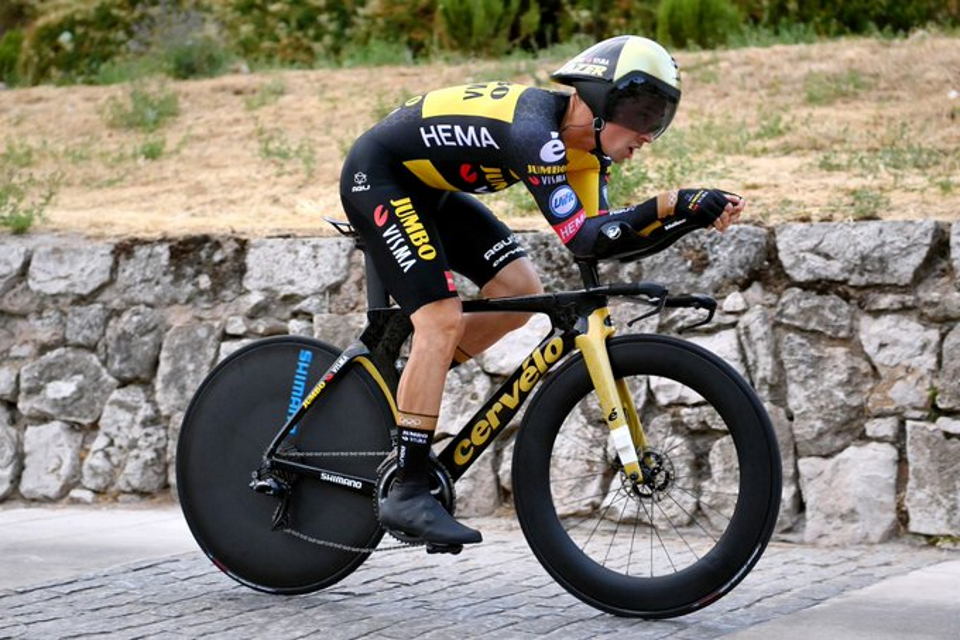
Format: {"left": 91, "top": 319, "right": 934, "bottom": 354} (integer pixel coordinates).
{"left": 425, "top": 542, "right": 463, "bottom": 555}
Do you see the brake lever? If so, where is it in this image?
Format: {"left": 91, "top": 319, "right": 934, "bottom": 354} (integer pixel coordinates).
{"left": 669, "top": 294, "right": 718, "bottom": 333}
{"left": 627, "top": 296, "right": 666, "bottom": 327}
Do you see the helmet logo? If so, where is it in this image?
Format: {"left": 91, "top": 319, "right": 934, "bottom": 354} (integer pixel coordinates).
{"left": 560, "top": 62, "right": 607, "bottom": 78}
{"left": 539, "top": 132, "right": 565, "bottom": 163}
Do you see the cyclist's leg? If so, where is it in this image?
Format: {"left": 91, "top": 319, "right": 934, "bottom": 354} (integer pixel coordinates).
{"left": 434, "top": 192, "right": 544, "bottom": 359}
{"left": 340, "top": 151, "right": 481, "bottom": 546}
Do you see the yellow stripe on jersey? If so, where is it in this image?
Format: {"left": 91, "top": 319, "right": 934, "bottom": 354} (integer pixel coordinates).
{"left": 403, "top": 159, "right": 459, "bottom": 191}
{"left": 422, "top": 83, "right": 527, "bottom": 123}
{"left": 566, "top": 149, "right": 602, "bottom": 218}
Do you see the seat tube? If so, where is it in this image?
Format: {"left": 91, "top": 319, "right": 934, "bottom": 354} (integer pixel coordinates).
{"left": 574, "top": 308, "right": 644, "bottom": 481}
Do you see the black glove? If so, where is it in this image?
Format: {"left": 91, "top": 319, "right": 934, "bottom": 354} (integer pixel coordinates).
{"left": 676, "top": 188, "right": 739, "bottom": 227}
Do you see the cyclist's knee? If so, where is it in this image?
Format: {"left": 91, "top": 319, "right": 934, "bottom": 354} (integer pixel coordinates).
{"left": 484, "top": 258, "right": 544, "bottom": 298}
{"left": 410, "top": 297, "right": 465, "bottom": 347}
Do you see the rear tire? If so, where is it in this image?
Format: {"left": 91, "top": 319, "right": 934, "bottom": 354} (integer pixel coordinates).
{"left": 176, "top": 336, "right": 395, "bottom": 594}
{"left": 513, "top": 334, "right": 781, "bottom": 618}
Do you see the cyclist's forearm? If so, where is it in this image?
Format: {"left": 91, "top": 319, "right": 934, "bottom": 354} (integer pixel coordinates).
{"left": 568, "top": 191, "right": 705, "bottom": 259}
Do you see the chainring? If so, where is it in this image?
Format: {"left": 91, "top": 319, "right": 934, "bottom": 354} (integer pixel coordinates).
{"left": 374, "top": 452, "right": 457, "bottom": 544}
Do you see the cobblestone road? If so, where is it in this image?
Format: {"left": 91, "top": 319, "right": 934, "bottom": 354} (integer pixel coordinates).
{"left": 1, "top": 518, "right": 956, "bottom": 640}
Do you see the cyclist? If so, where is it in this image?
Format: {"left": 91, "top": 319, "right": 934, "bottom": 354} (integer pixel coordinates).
{"left": 339, "top": 35, "right": 744, "bottom": 547}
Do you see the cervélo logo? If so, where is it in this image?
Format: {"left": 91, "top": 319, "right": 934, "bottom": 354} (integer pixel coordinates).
{"left": 453, "top": 336, "right": 566, "bottom": 467}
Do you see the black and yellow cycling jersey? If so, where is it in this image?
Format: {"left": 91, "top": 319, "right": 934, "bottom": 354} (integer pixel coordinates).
{"left": 340, "top": 82, "right": 610, "bottom": 312}
{"left": 360, "top": 83, "right": 609, "bottom": 241}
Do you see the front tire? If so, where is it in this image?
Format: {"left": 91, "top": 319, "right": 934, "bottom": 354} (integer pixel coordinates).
{"left": 512, "top": 335, "right": 781, "bottom": 618}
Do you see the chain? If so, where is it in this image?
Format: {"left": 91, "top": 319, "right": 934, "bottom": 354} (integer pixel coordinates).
{"left": 281, "top": 527, "right": 420, "bottom": 553}
{"left": 275, "top": 448, "right": 414, "bottom": 553}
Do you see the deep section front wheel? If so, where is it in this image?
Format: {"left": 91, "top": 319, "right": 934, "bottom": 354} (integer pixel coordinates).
{"left": 176, "top": 336, "right": 395, "bottom": 594}
{"left": 512, "top": 334, "right": 781, "bottom": 618}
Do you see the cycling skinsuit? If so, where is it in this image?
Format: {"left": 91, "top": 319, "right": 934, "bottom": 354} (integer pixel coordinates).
{"left": 340, "top": 81, "right": 610, "bottom": 312}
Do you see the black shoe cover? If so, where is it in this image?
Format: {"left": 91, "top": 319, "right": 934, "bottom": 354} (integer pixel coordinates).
{"left": 379, "top": 483, "right": 482, "bottom": 545}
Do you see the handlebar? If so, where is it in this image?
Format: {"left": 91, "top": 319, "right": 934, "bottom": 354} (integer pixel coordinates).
{"left": 619, "top": 288, "right": 718, "bottom": 332}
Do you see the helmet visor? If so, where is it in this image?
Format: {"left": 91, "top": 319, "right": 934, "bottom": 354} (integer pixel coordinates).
{"left": 607, "top": 78, "right": 679, "bottom": 139}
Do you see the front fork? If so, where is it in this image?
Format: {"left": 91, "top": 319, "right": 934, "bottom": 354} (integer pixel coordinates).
{"left": 574, "top": 308, "right": 649, "bottom": 483}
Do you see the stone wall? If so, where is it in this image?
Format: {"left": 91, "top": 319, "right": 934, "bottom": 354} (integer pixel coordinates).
{"left": 1, "top": 221, "right": 958, "bottom": 544}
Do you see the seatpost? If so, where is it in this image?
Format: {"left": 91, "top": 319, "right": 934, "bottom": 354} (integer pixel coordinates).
{"left": 363, "top": 250, "right": 391, "bottom": 309}
{"left": 576, "top": 259, "right": 601, "bottom": 290}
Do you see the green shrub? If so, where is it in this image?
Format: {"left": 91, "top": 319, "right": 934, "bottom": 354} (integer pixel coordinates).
{"left": 657, "top": 0, "right": 742, "bottom": 49}
{"left": 16, "top": 0, "right": 225, "bottom": 85}
{"left": 730, "top": 0, "right": 958, "bottom": 36}
{"left": 18, "top": 0, "right": 151, "bottom": 84}
{"left": 351, "top": 0, "right": 438, "bottom": 60}
{"left": 0, "top": 0, "right": 38, "bottom": 33}
{"left": 437, "top": 0, "right": 521, "bottom": 57}
{"left": 212, "top": 0, "right": 360, "bottom": 67}
{"left": 0, "top": 29, "right": 23, "bottom": 84}
{"left": 0, "top": 169, "right": 57, "bottom": 234}
{"left": 103, "top": 81, "right": 179, "bottom": 132}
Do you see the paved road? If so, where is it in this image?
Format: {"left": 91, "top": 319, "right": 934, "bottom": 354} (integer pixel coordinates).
{"left": 0, "top": 505, "right": 958, "bottom": 639}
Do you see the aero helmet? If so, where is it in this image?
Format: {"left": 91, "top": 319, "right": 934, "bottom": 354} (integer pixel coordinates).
{"left": 552, "top": 36, "right": 681, "bottom": 141}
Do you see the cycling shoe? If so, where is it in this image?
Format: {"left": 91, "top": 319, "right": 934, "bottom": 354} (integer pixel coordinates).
{"left": 379, "top": 487, "right": 482, "bottom": 546}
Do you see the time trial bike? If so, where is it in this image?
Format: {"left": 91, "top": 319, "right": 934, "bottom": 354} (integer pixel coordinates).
{"left": 176, "top": 219, "right": 782, "bottom": 619}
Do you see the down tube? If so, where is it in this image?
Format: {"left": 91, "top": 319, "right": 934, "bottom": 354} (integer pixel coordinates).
{"left": 437, "top": 330, "right": 575, "bottom": 482}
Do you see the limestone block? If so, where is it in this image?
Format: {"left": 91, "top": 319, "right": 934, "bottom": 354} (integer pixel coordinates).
{"left": 639, "top": 225, "right": 768, "bottom": 293}
{"left": 20, "top": 421, "right": 84, "bottom": 500}
{"left": 798, "top": 443, "right": 899, "bottom": 544}
{"left": 166, "top": 411, "right": 184, "bottom": 495}
{"left": 905, "top": 421, "right": 960, "bottom": 536}
{"left": 27, "top": 243, "right": 114, "bottom": 296}
{"left": 865, "top": 417, "right": 900, "bottom": 442}
{"left": 780, "top": 332, "right": 872, "bottom": 457}
{"left": 19, "top": 348, "right": 118, "bottom": 424}
{"left": 244, "top": 238, "right": 352, "bottom": 297}
{"left": 82, "top": 386, "right": 167, "bottom": 494}
{"left": 0, "top": 364, "right": 17, "bottom": 402}
{"left": 936, "top": 416, "right": 960, "bottom": 436}
{"left": 775, "top": 288, "right": 855, "bottom": 338}
{"left": 776, "top": 221, "right": 936, "bottom": 286}
{"left": 771, "top": 406, "right": 801, "bottom": 532}
{"left": 114, "top": 244, "right": 176, "bottom": 305}
{"left": 0, "top": 406, "right": 20, "bottom": 500}
{"left": 737, "top": 306, "right": 779, "bottom": 397}
{"left": 0, "top": 242, "right": 29, "bottom": 295}
{"left": 104, "top": 306, "right": 164, "bottom": 382}
{"left": 936, "top": 324, "right": 960, "bottom": 410}
{"left": 155, "top": 322, "right": 220, "bottom": 417}
{"left": 65, "top": 304, "right": 109, "bottom": 348}
{"left": 951, "top": 223, "right": 960, "bottom": 289}
{"left": 860, "top": 314, "right": 939, "bottom": 412}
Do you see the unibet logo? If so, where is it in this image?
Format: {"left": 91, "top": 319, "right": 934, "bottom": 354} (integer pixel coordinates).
{"left": 453, "top": 337, "right": 565, "bottom": 466}
{"left": 549, "top": 186, "right": 578, "bottom": 218}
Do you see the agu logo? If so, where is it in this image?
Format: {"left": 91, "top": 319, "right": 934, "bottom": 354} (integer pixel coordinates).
{"left": 549, "top": 186, "right": 578, "bottom": 218}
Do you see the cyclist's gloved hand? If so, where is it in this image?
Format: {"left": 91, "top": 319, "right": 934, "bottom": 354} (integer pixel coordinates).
{"left": 676, "top": 188, "right": 743, "bottom": 231}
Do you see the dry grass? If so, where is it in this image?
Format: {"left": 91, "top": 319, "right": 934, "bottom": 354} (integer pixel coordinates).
{"left": 0, "top": 33, "right": 957, "bottom": 238}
